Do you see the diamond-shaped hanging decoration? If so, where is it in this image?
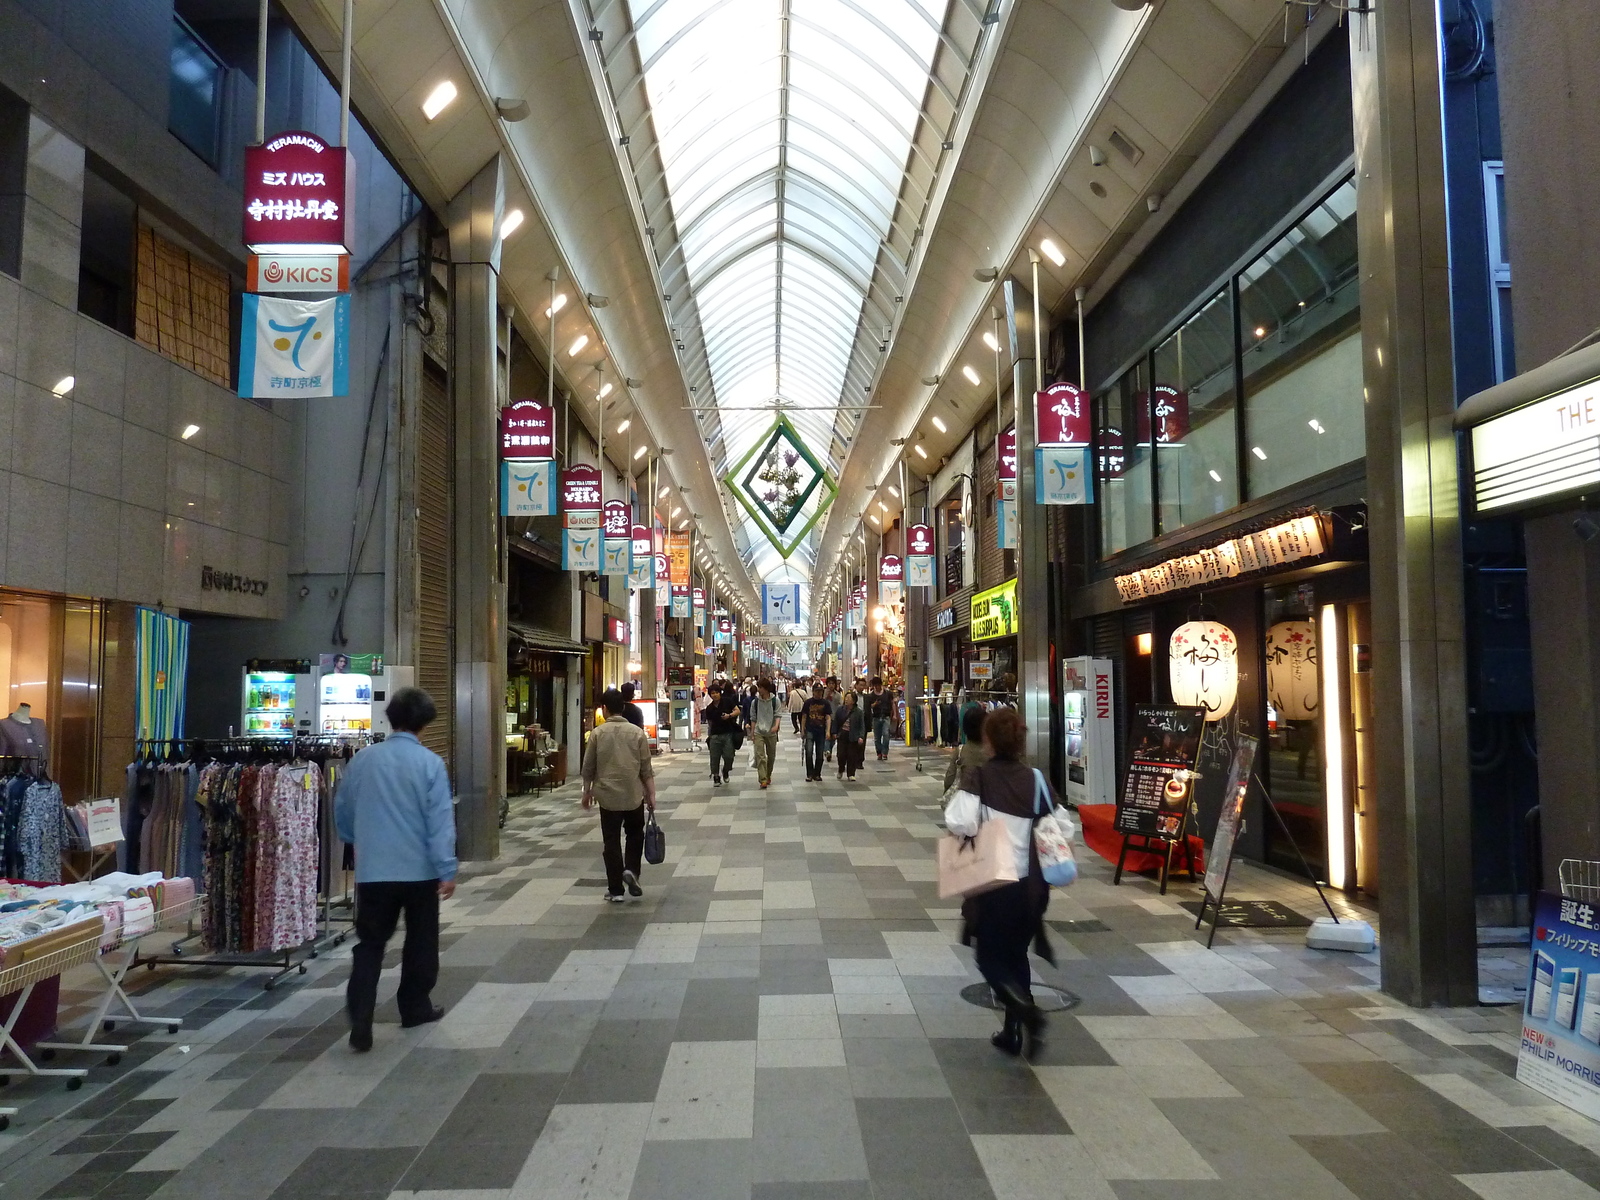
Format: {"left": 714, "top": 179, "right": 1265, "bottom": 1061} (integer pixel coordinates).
{"left": 723, "top": 414, "right": 837, "bottom": 559}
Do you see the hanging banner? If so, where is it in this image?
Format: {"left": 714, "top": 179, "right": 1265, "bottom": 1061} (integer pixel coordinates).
{"left": 602, "top": 500, "right": 632, "bottom": 577}
{"left": 715, "top": 617, "right": 733, "bottom": 645}
{"left": 629, "top": 524, "right": 655, "bottom": 590}
{"left": 500, "top": 459, "right": 556, "bottom": 517}
{"left": 881, "top": 581, "right": 903, "bottom": 606}
{"left": 1036, "top": 382, "right": 1091, "bottom": 446}
{"left": 666, "top": 531, "right": 691, "bottom": 585}
{"left": 670, "top": 584, "right": 691, "bottom": 618}
{"left": 242, "top": 130, "right": 354, "bottom": 254}
{"left": 907, "top": 523, "right": 935, "bottom": 589}
{"left": 238, "top": 293, "right": 350, "bottom": 399}
{"left": 561, "top": 464, "right": 602, "bottom": 571}
{"left": 653, "top": 554, "right": 670, "bottom": 606}
{"left": 500, "top": 400, "right": 555, "bottom": 459}
{"left": 762, "top": 583, "right": 801, "bottom": 625}
{"left": 849, "top": 583, "right": 867, "bottom": 631}
{"left": 879, "top": 554, "right": 903, "bottom": 583}
{"left": 1036, "top": 445, "right": 1093, "bottom": 505}
{"left": 998, "top": 499, "right": 1018, "bottom": 549}
{"left": 998, "top": 426, "right": 1017, "bottom": 490}
{"left": 693, "top": 587, "right": 706, "bottom": 629}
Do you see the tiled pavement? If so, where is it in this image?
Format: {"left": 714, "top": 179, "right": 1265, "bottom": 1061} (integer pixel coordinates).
{"left": 0, "top": 736, "right": 1589, "bottom": 1200}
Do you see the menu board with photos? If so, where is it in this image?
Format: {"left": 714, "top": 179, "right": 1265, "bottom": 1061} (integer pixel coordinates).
{"left": 1113, "top": 705, "right": 1206, "bottom": 839}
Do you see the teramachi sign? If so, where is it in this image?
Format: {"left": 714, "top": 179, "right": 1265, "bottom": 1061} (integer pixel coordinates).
{"left": 243, "top": 131, "right": 354, "bottom": 254}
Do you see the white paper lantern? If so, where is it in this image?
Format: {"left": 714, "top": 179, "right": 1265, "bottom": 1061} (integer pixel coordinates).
{"left": 1169, "top": 620, "right": 1239, "bottom": 721}
{"left": 1264, "top": 619, "right": 1319, "bottom": 721}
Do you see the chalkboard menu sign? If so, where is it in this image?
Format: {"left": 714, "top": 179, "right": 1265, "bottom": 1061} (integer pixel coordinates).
{"left": 1113, "top": 705, "right": 1206, "bottom": 839}
{"left": 1203, "top": 734, "right": 1258, "bottom": 899}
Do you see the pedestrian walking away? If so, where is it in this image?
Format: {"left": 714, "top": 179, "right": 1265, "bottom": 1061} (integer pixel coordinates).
{"left": 943, "top": 706, "right": 1057, "bottom": 1058}
{"left": 749, "top": 677, "right": 782, "bottom": 789}
{"left": 582, "top": 688, "right": 657, "bottom": 901}
{"left": 335, "top": 687, "right": 457, "bottom": 1053}
{"left": 788, "top": 678, "right": 807, "bottom": 732}
{"left": 619, "top": 681, "right": 646, "bottom": 729}
{"left": 945, "top": 703, "right": 990, "bottom": 791}
{"left": 800, "top": 682, "right": 833, "bottom": 782}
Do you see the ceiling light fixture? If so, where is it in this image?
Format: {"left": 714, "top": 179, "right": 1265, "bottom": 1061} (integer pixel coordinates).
{"left": 587, "top": 293, "right": 610, "bottom": 308}
{"left": 499, "top": 209, "right": 525, "bottom": 240}
{"left": 181, "top": 424, "right": 200, "bottom": 440}
{"left": 931, "top": 416, "right": 947, "bottom": 433}
{"left": 1308, "top": 419, "right": 1325, "bottom": 434}
{"left": 1209, "top": 470, "right": 1222, "bottom": 483}
{"left": 913, "top": 445, "right": 928, "bottom": 459}
{"left": 887, "top": 485, "right": 900, "bottom": 498}
{"left": 1254, "top": 326, "right": 1267, "bottom": 338}
{"left": 51, "top": 375, "right": 74, "bottom": 396}
{"left": 961, "top": 365, "right": 981, "bottom": 386}
{"left": 616, "top": 418, "right": 630, "bottom": 433}
{"left": 973, "top": 267, "right": 998, "bottom": 282}
{"left": 671, "top": 506, "right": 683, "bottom": 518}
{"left": 658, "top": 486, "right": 670, "bottom": 499}
{"left": 1252, "top": 446, "right": 1268, "bottom": 460}
{"left": 634, "top": 445, "right": 648, "bottom": 460}
{"left": 599, "top": 383, "right": 614, "bottom": 400}
{"left": 421, "top": 80, "right": 457, "bottom": 120}
{"left": 545, "top": 293, "right": 568, "bottom": 318}
{"left": 1039, "top": 238, "right": 1066, "bottom": 267}
{"left": 568, "top": 334, "right": 589, "bottom": 357}
{"left": 495, "top": 96, "right": 530, "bottom": 122}
{"left": 982, "top": 331, "right": 999, "bottom": 353}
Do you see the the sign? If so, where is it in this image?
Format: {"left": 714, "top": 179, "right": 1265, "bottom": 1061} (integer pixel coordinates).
{"left": 606, "top": 617, "right": 630, "bottom": 644}
{"left": 602, "top": 500, "right": 632, "bottom": 539}
{"left": 1137, "top": 384, "right": 1190, "bottom": 445}
{"left": 1036, "top": 445, "right": 1093, "bottom": 505}
{"left": 1114, "top": 514, "right": 1327, "bottom": 603}
{"left": 247, "top": 252, "right": 348, "bottom": 294}
{"left": 1036, "top": 382, "right": 1091, "bottom": 446}
{"left": 561, "top": 464, "right": 603, "bottom": 571}
{"left": 969, "top": 661, "right": 993, "bottom": 680}
{"left": 562, "top": 465, "right": 602, "bottom": 514}
{"left": 881, "top": 581, "right": 903, "bottom": 606}
{"left": 998, "top": 426, "right": 1017, "bottom": 484}
{"left": 500, "top": 401, "right": 554, "bottom": 460}
{"left": 933, "top": 599, "right": 956, "bottom": 632}
{"left": 630, "top": 525, "right": 655, "bottom": 589}
{"left": 1203, "top": 735, "right": 1258, "bottom": 899}
{"left": 666, "top": 531, "right": 691, "bottom": 585}
{"left": 762, "top": 583, "right": 801, "bottom": 625}
{"left": 907, "top": 523, "right": 934, "bottom": 589}
{"left": 970, "top": 579, "right": 1018, "bottom": 642}
{"left": 671, "top": 584, "right": 691, "bottom": 618}
{"left": 501, "top": 459, "right": 556, "bottom": 517}
{"left": 1518, "top": 890, "right": 1600, "bottom": 1122}
{"left": 1169, "top": 620, "right": 1239, "bottom": 721}
{"left": 879, "top": 554, "right": 903, "bottom": 582}
{"left": 997, "top": 499, "right": 1017, "bottom": 549}
{"left": 1113, "top": 705, "right": 1206, "bottom": 840}
{"left": 562, "top": 526, "right": 600, "bottom": 571}
{"left": 84, "top": 798, "right": 123, "bottom": 847}
{"left": 653, "top": 554, "right": 670, "bottom": 604}
{"left": 1098, "top": 426, "right": 1128, "bottom": 478}
{"left": 1471, "top": 375, "right": 1600, "bottom": 512}
{"left": 238, "top": 293, "right": 350, "bottom": 398}
{"left": 906, "top": 524, "right": 934, "bottom": 556}
{"left": 201, "top": 565, "right": 269, "bottom": 596}
{"left": 243, "top": 131, "right": 354, "bottom": 254}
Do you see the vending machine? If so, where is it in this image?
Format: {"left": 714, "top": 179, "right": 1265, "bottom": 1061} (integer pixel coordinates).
{"left": 318, "top": 669, "right": 374, "bottom": 737}
{"left": 1061, "top": 656, "right": 1116, "bottom": 808}
{"left": 668, "top": 667, "right": 694, "bottom": 749}
{"left": 241, "top": 660, "right": 315, "bottom": 737}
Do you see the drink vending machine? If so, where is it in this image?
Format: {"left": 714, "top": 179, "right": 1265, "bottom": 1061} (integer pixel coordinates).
{"left": 667, "top": 667, "right": 694, "bottom": 749}
{"left": 1060, "top": 656, "right": 1116, "bottom": 808}
{"left": 242, "top": 660, "right": 316, "bottom": 737}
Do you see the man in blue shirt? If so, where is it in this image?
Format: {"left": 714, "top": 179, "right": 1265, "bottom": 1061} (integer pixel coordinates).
{"left": 335, "top": 687, "right": 457, "bottom": 1052}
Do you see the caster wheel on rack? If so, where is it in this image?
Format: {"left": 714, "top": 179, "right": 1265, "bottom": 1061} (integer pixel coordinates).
{"left": 0, "top": 1075, "right": 11, "bottom": 1087}
{"left": 298, "top": 964, "right": 308, "bottom": 975}
{"left": 915, "top": 762, "right": 923, "bottom": 773}
{"left": 165, "top": 1022, "right": 181, "bottom": 1033}
{"left": 263, "top": 979, "right": 276, "bottom": 992}
{"left": 39, "top": 1049, "right": 54, "bottom": 1062}
{"left": 0, "top": 1114, "right": 9, "bottom": 1131}
{"left": 106, "top": 1054, "right": 122, "bottom": 1067}
{"left": 103, "top": 1022, "right": 116, "bottom": 1032}
{"left": 66, "top": 1078, "right": 82, "bottom": 1092}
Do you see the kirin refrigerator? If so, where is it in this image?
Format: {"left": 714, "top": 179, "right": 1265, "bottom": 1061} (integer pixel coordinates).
{"left": 1061, "top": 656, "right": 1116, "bottom": 808}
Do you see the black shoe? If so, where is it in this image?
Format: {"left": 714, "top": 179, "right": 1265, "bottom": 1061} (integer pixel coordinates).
{"left": 401, "top": 1005, "right": 446, "bottom": 1029}
{"left": 990, "top": 1016, "right": 1023, "bottom": 1056}
{"left": 623, "top": 870, "right": 642, "bottom": 898}
{"left": 349, "top": 1021, "right": 373, "bottom": 1052}
{"left": 995, "top": 985, "right": 1046, "bottom": 1057}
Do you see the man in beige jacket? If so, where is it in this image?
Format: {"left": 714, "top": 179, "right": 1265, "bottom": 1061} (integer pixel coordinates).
{"left": 582, "top": 688, "right": 657, "bottom": 902}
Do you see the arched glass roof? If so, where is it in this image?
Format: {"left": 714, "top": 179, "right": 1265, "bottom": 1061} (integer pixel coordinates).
{"left": 590, "top": 0, "right": 989, "bottom": 622}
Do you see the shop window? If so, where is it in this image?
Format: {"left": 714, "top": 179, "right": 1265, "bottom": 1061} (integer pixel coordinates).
{"left": 0, "top": 592, "right": 103, "bottom": 804}
{"left": 1154, "top": 287, "right": 1236, "bottom": 530}
{"left": 0, "top": 83, "right": 25, "bottom": 279}
{"left": 1262, "top": 581, "right": 1325, "bottom": 878}
{"left": 78, "top": 162, "right": 137, "bottom": 336}
{"left": 1239, "top": 179, "right": 1363, "bottom": 496}
{"left": 170, "top": 15, "right": 225, "bottom": 167}
{"left": 135, "top": 224, "right": 232, "bottom": 387}
{"left": 1096, "top": 358, "right": 1153, "bottom": 555}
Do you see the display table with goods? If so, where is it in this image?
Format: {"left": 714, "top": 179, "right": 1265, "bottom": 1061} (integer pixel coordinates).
{"left": 0, "top": 872, "right": 196, "bottom": 1085}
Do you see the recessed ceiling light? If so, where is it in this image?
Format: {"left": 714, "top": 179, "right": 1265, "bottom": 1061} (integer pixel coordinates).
{"left": 422, "top": 80, "right": 458, "bottom": 120}
{"left": 658, "top": 486, "right": 670, "bottom": 498}
{"left": 982, "top": 331, "right": 999, "bottom": 353}
{"left": 634, "top": 445, "right": 648, "bottom": 460}
{"left": 1039, "top": 238, "right": 1066, "bottom": 267}
{"left": 1252, "top": 446, "right": 1267, "bottom": 460}
{"left": 615, "top": 417, "right": 629, "bottom": 432}
{"left": 181, "top": 424, "right": 200, "bottom": 440}
{"left": 499, "top": 208, "right": 525, "bottom": 239}
{"left": 671, "top": 506, "right": 682, "bottom": 518}
{"left": 1209, "top": 470, "right": 1222, "bottom": 483}
{"left": 1308, "top": 419, "right": 1325, "bottom": 434}
{"left": 931, "top": 415, "right": 947, "bottom": 433}
{"left": 545, "top": 293, "right": 568, "bottom": 318}
{"left": 568, "top": 334, "right": 589, "bottom": 357}
{"left": 913, "top": 445, "right": 928, "bottom": 459}
{"left": 887, "top": 485, "right": 900, "bottom": 498}
{"left": 598, "top": 383, "right": 614, "bottom": 400}
{"left": 51, "top": 375, "right": 74, "bottom": 396}
{"left": 961, "top": 365, "right": 981, "bottom": 386}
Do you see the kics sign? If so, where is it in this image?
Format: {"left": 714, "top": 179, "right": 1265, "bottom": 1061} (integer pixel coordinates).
{"left": 243, "top": 131, "right": 354, "bottom": 254}
{"left": 247, "top": 252, "right": 349, "bottom": 294}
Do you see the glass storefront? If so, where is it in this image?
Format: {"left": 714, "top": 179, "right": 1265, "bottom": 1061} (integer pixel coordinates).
{"left": 0, "top": 590, "right": 105, "bottom": 804}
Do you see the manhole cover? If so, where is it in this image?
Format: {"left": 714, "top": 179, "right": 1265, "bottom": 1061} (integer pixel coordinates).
{"left": 959, "top": 983, "right": 1080, "bottom": 1012}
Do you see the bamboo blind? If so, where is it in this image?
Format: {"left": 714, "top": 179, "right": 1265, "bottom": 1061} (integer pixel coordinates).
{"left": 135, "top": 225, "right": 231, "bottom": 387}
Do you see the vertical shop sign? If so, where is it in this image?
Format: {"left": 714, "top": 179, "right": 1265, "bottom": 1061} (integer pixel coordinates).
{"left": 1036, "top": 382, "right": 1091, "bottom": 446}
{"left": 653, "top": 554, "right": 670, "bottom": 606}
{"left": 243, "top": 131, "right": 355, "bottom": 254}
{"left": 692, "top": 587, "right": 706, "bottom": 629}
{"left": 879, "top": 555, "right": 903, "bottom": 607}
{"left": 238, "top": 293, "right": 350, "bottom": 399}
{"left": 1136, "top": 385, "right": 1190, "bottom": 444}
{"left": 1033, "top": 384, "right": 1092, "bottom": 506}
{"left": 561, "top": 464, "right": 602, "bottom": 571}
{"left": 630, "top": 524, "right": 655, "bottom": 589}
{"left": 670, "top": 584, "right": 691, "bottom": 618}
{"left": 602, "top": 500, "right": 632, "bottom": 577}
{"left": 906, "top": 523, "right": 935, "bottom": 588}
{"left": 998, "top": 426, "right": 1018, "bottom": 548}
{"left": 500, "top": 400, "right": 554, "bottom": 459}
{"left": 762, "top": 583, "right": 801, "bottom": 626}
{"left": 666, "top": 531, "right": 692, "bottom": 587}
{"left": 500, "top": 459, "right": 556, "bottom": 517}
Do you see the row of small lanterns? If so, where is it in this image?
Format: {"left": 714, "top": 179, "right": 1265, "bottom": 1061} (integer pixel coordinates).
{"left": 1168, "top": 618, "right": 1319, "bottom": 722}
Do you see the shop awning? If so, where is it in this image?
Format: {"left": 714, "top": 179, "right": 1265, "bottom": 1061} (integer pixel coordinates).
{"left": 507, "top": 624, "right": 589, "bottom": 656}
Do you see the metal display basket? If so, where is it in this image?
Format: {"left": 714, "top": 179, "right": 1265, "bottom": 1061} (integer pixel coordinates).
{"left": 1558, "top": 860, "right": 1600, "bottom": 903}
{"left": 37, "top": 894, "right": 201, "bottom": 1065}
{"left": 0, "top": 918, "right": 105, "bottom": 1089}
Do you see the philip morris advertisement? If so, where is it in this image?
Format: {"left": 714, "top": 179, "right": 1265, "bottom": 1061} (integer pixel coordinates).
{"left": 1519, "top": 890, "right": 1600, "bottom": 1122}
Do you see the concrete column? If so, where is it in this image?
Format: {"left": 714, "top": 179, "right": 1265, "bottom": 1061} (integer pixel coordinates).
{"left": 1004, "top": 279, "right": 1049, "bottom": 763}
{"left": 447, "top": 156, "right": 506, "bottom": 862}
{"left": 1350, "top": 9, "right": 1476, "bottom": 1004}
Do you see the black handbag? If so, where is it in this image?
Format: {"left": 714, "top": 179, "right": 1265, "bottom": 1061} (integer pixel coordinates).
{"left": 643, "top": 807, "right": 666, "bottom": 865}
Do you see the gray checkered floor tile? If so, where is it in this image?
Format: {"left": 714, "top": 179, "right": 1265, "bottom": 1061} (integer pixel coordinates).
{"left": 0, "top": 736, "right": 1579, "bottom": 1200}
